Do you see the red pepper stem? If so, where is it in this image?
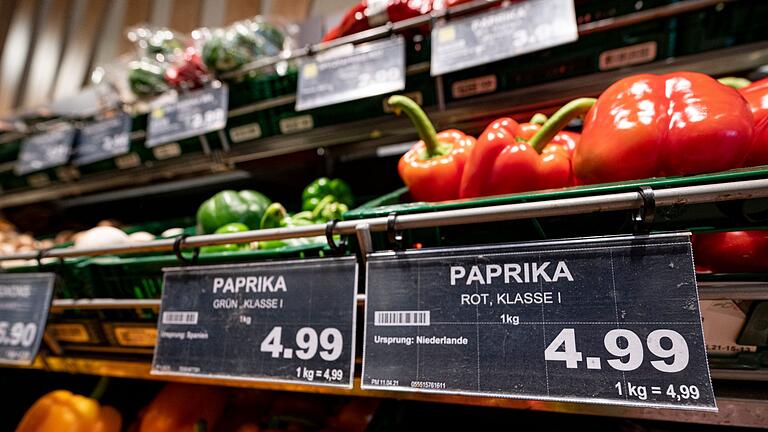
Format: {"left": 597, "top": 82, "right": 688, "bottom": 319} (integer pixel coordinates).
{"left": 89, "top": 376, "right": 110, "bottom": 401}
{"left": 387, "top": 95, "right": 444, "bottom": 158}
{"left": 718, "top": 77, "right": 752, "bottom": 89}
{"left": 528, "top": 98, "right": 597, "bottom": 153}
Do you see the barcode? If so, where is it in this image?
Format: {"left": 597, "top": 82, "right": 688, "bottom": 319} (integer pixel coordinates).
{"left": 162, "top": 311, "right": 198, "bottom": 325}
{"left": 374, "top": 311, "right": 430, "bottom": 326}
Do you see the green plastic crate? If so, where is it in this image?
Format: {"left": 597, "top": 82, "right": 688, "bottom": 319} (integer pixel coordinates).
{"left": 676, "top": 0, "right": 768, "bottom": 56}
{"left": 441, "top": 16, "right": 675, "bottom": 103}
{"left": 343, "top": 167, "right": 768, "bottom": 250}
{"left": 5, "top": 257, "right": 93, "bottom": 299}
{"left": 83, "top": 243, "right": 329, "bottom": 300}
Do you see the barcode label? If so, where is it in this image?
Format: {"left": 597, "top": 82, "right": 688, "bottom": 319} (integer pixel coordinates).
{"left": 599, "top": 41, "right": 657, "bottom": 71}
{"left": 162, "top": 311, "right": 198, "bottom": 325}
{"left": 374, "top": 311, "right": 430, "bottom": 326}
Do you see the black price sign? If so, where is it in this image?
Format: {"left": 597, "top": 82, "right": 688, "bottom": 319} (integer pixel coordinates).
{"left": 296, "top": 37, "right": 406, "bottom": 111}
{"left": 73, "top": 112, "right": 132, "bottom": 166}
{"left": 152, "top": 257, "right": 358, "bottom": 387}
{"left": 0, "top": 273, "right": 55, "bottom": 365}
{"left": 430, "top": 0, "right": 578, "bottom": 76}
{"left": 146, "top": 84, "right": 228, "bottom": 148}
{"left": 362, "top": 234, "right": 716, "bottom": 411}
{"left": 15, "top": 126, "right": 75, "bottom": 175}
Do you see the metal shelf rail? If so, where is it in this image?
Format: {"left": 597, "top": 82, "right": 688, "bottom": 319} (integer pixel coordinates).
{"left": 1, "top": 177, "right": 766, "bottom": 262}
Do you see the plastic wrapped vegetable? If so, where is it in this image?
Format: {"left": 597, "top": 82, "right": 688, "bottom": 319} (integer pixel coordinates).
{"left": 127, "top": 59, "right": 168, "bottom": 98}
{"left": 126, "top": 25, "right": 210, "bottom": 96}
{"left": 195, "top": 16, "right": 292, "bottom": 77}
{"left": 196, "top": 190, "right": 272, "bottom": 234}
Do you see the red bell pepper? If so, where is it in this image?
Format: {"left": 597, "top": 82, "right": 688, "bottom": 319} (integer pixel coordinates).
{"left": 573, "top": 72, "right": 754, "bottom": 185}
{"left": 459, "top": 99, "right": 592, "bottom": 199}
{"left": 737, "top": 78, "right": 768, "bottom": 167}
{"left": 693, "top": 231, "right": 768, "bottom": 273}
{"left": 322, "top": 0, "right": 472, "bottom": 42}
{"left": 389, "top": 95, "right": 475, "bottom": 202}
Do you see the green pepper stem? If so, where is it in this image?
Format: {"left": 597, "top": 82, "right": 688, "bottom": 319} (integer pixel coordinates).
{"left": 718, "top": 77, "right": 751, "bottom": 89}
{"left": 387, "top": 95, "right": 442, "bottom": 158}
{"left": 528, "top": 98, "right": 597, "bottom": 153}
{"left": 89, "top": 376, "right": 110, "bottom": 401}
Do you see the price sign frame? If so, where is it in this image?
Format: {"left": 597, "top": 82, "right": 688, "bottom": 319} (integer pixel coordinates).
{"left": 295, "top": 36, "right": 406, "bottom": 111}
{"left": 430, "top": 0, "right": 579, "bottom": 76}
{"left": 73, "top": 112, "right": 133, "bottom": 166}
{"left": 152, "top": 256, "right": 358, "bottom": 388}
{"left": 15, "top": 126, "right": 76, "bottom": 176}
{"left": 361, "top": 233, "right": 716, "bottom": 411}
{"left": 145, "top": 83, "right": 229, "bottom": 148}
{"left": 0, "top": 273, "right": 56, "bottom": 365}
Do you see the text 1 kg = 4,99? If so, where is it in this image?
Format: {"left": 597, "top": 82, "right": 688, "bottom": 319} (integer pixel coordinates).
{"left": 152, "top": 257, "right": 358, "bottom": 388}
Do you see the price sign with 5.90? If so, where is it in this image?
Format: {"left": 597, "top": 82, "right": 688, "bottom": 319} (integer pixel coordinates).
{"left": 362, "top": 233, "right": 716, "bottom": 411}
{"left": 145, "top": 83, "right": 228, "bottom": 148}
{"left": 0, "top": 273, "right": 55, "bottom": 365}
{"left": 152, "top": 257, "right": 357, "bottom": 387}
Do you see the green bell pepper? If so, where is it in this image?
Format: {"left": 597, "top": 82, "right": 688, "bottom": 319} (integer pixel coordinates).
{"left": 200, "top": 223, "right": 251, "bottom": 254}
{"left": 311, "top": 195, "right": 349, "bottom": 223}
{"left": 196, "top": 190, "right": 271, "bottom": 234}
{"left": 258, "top": 203, "right": 313, "bottom": 249}
{"left": 301, "top": 178, "right": 354, "bottom": 212}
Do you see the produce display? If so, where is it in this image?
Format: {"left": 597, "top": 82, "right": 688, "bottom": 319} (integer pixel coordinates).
{"left": 389, "top": 71, "right": 763, "bottom": 203}
{"left": 195, "top": 178, "right": 353, "bottom": 251}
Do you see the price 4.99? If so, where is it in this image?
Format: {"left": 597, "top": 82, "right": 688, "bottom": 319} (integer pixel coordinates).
{"left": 545, "top": 328, "right": 689, "bottom": 373}
{"left": 260, "top": 326, "right": 343, "bottom": 361}
{"left": 0, "top": 321, "right": 37, "bottom": 347}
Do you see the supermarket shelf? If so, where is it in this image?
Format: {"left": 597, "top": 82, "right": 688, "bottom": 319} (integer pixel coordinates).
{"left": 1, "top": 39, "right": 768, "bottom": 210}
{"left": 1, "top": 176, "right": 766, "bottom": 261}
{"left": 698, "top": 282, "right": 768, "bottom": 300}
{"left": 14, "top": 355, "right": 767, "bottom": 428}
{"left": 711, "top": 369, "right": 768, "bottom": 382}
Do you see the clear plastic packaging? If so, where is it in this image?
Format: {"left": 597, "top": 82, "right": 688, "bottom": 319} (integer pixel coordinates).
{"left": 193, "top": 16, "right": 295, "bottom": 78}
